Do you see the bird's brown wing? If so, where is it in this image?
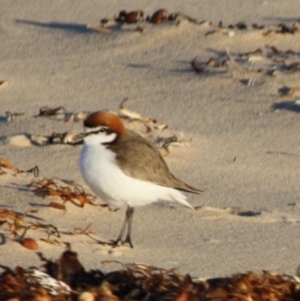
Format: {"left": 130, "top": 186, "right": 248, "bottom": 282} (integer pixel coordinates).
{"left": 108, "top": 130, "right": 202, "bottom": 194}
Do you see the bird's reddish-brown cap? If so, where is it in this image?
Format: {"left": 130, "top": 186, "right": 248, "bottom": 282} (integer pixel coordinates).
{"left": 84, "top": 111, "right": 126, "bottom": 137}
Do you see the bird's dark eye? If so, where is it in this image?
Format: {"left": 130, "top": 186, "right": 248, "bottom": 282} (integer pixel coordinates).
{"left": 100, "top": 128, "right": 106, "bottom": 132}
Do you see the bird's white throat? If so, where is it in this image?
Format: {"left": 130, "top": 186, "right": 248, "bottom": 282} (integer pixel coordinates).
{"left": 83, "top": 126, "right": 117, "bottom": 145}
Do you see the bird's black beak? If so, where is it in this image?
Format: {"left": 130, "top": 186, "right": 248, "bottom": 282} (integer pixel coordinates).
{"left": 72, "top": 132, "right": 89, "bottom": 144}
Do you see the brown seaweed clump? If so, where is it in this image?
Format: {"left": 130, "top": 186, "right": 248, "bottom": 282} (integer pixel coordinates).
{"left": 1, "top": 247, "right": 300, "bottom": 300}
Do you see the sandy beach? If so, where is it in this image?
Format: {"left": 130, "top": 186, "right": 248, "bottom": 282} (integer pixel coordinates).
{"left": 1, "top": 0, "right": 300, "bottom": 284}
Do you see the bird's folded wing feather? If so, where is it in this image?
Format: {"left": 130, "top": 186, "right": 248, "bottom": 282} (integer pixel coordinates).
{"left": 108, "top": 131, "right": 201, "bottom": 194}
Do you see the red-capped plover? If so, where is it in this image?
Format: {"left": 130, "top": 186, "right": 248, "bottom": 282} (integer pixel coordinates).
{"left": 77, "top": 111, "right": 201, "bottom": 247}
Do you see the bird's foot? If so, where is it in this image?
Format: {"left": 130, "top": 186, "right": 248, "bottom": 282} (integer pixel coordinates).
{"left": 108, "top": 238, "right": 133, "bottom": 248}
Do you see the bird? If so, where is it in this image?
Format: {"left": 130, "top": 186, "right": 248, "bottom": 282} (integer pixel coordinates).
{"left": 77, "top": 111, "right": 202, "bottom": 247}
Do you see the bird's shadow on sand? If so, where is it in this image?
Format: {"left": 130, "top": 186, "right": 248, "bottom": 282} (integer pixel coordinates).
{"left": 15, "top": 19, "right": 93, "bottom": 34}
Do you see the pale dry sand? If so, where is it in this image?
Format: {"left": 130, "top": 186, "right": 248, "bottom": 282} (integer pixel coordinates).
{"left": 1, "top": 0, "right": 300, "bottom": 279}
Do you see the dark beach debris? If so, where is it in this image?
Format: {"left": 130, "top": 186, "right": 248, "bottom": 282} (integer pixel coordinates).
{"left": 1, "top": 247, "right": 300, "bottom": 300}
{"left": 30, "top": 131, "right": 85, "bottom": 145}
{"left": 0, "top": 208, "right": 59, "bottom": 247}
{"left": 285, "top": 62, "right": 300, "bottom": 72}
{"left": 191, "top": 41, "right": 300, "bottom": 79}
{"left": 97, "top": 8, "right": 200, "bottom": 33}
{"left": 34, "top": 106, "right": 66, "bottom": 118}
{"left": 47, "top": 131, "right": 83, "bottom": 145}
{"left": 278, "top": 86, "right": 300, "bottom": 98}
{"left": 191, "top": 56, "right": 228, "bottom": 74}
{"left": 238, "top": 48, "right": 263, "bottom": 58}
{"left": 115, "top": 10, "right": 144, "bottom": 24}
{"left": 191, "top": 57, "right": 205, "bottom": 73}
{"left": 277, "top": 23, "right": 297, "bottom": 34}
{"left": 228, "top": 21, "right": 248, "bottom": 30}
{"left": 263, "top": 22, "right": 300, "bottom": 36}
{"left": 5, "top": 111, "right": 25, "bottom": 122}
{"left": 146, "top": 9, "right": 169, "bottom": 24}
{"left": 5, "top": 102, "right": 186, "bottom": 155}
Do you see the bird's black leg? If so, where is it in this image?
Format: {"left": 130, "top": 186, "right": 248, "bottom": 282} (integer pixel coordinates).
{"left": 112, "top": 210, "right": 129, "bottom": 246}
{"left": 111, "top": 205, "right": 134, "bottom": 248}
{"left": 124, "top": 206, "right": 134, "bottom": 248}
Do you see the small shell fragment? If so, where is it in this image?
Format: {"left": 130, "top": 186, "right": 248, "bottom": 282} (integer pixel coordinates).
{"left": 21, "top": 238, "right": 39, "bottom": 250}
{"left": 248, "top": 56, "right": 265, "bottom": 62}
{"left": 6, "top": 134, "right": 32, "bottom": 147}
{"left": 65, "top": 112, "right": 89, "bottom": 122}
{"left": 78, "top": 292, "right": 95, "bottom": 301}
{"left": 87, "top": 24, "right": 112, "bottom": 34}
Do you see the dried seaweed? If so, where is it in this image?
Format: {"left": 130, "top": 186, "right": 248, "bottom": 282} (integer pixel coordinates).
{"left": 191, "top": 41, "right": 300, "bottom": 81}
{"left": 115, "top": 10, "right": 144, "bottom": 24}
{"left": 1, "top": 248, "right": 300, "bottom": 301}
{"left": 97, "top": 8, "right": 200, "bottom": 32}
{"left": 0, "top": 209, "right": 39, "bottom": 240}
{"left": 0, "top": 162, "right": 40, "bottom": 177}
{"left": 28, "top": 178, "right": 96, "bottom": 208}
{"left": 146, "top": 9, "right": 169, "bottom": 24}
{"left": 72, "top": 222, "right": 93, "bottom": 235}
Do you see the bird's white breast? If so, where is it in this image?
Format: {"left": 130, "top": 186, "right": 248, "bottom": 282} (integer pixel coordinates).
{"left": 79, "top": 143, "right": 190, "bottom": 209}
